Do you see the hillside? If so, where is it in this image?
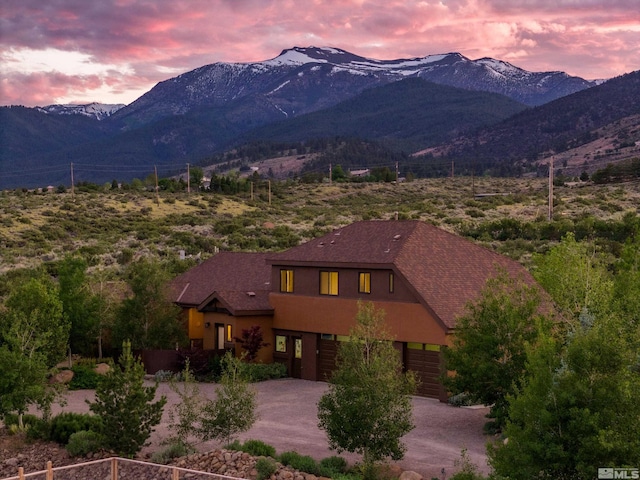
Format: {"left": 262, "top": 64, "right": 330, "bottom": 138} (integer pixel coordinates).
{"left": 239, "top": 78, "right": 527, "bottom": 153}
{"left": 417, "top": 70, "right": 640, "bottom": 175}
{"left": 1, "top": 177, "right": 638, "bottom": 281}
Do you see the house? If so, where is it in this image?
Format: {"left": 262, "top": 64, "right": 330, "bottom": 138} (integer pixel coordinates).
{"left": 171, "top": 252, "right": 274, "bottom": 363}
{"left": 171, "top": 220, "right": 539, "bottom": 399}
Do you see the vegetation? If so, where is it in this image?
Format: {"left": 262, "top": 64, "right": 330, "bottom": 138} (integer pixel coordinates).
{"left": 0, "top": 276, "right": 69, "bottom": 427}
{"left": 88, "top": 341, "right": 166, "bottom": 457}
{"left": 443, "top": 272, "right": 553, "bottom": 430}
{"left": 235, "top": 325, "right": 270, "bottom": 362}
{"left": 318, "top": 302, "right": 416, "bottom": 480}
{"left": 198, "top": 352, "right": 258, "bottom": 445}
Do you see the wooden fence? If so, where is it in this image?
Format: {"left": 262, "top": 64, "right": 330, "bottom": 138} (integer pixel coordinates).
{"left": 2, "top": 457, "right": 243, "bottom": 480}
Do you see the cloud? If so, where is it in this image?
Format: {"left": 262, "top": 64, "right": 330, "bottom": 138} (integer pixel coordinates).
{"left": 1, "top": 0, "right": 638, "bottom": 106}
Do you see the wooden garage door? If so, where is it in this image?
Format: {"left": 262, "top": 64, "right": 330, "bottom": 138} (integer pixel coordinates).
{"left": 317, "top": 338, "right": 339, "bottom": 382}
{"left": 405, "top": 347, "right": 442, "bottom": 398}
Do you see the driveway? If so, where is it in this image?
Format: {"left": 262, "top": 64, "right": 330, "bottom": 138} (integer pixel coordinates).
{"left": 52, "top": 378, "right": 491, "bottom": 479}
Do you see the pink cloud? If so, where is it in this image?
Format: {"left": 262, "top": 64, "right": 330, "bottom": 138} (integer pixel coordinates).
{"left": 1, "top": 0, "right": 638, "bottom": 106}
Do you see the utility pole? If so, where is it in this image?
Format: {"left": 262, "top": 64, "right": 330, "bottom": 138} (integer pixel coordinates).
{"left": 186, "top": 163, "right": 190, "bottom": 194}
{"left": 70, "top": 163, "right": 75, "bottom": 200}
{"left": 329, "top": 163, "right": 332, "bottom": 185}
{"left": 268, "top": 180, "right": 271, "bottom": 205}
{"left": 395, "top": 161, "right": 399, "bottom": 184}
{"left": 548, "top": 156, "right": 554, "bottom": 221}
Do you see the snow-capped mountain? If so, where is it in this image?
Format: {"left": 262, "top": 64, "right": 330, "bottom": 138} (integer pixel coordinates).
{"left": 38, "top": 102, "right": 125, "bottom": 120}
{"left": 112, "top": 46, "right": 595, "bottom": 129}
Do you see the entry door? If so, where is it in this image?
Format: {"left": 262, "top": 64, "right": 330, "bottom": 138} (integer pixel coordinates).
{"left": 216, "top": 324, "right": 225, "bottom": 350}
{"left": 291, "top": 336, "right": 303, "bottom": 378}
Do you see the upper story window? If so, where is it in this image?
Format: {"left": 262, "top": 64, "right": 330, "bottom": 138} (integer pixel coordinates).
{"left": 280, "top": 269, "right": 294, "bottom": 293}
{"left": 320, "top": 271, "right": 339, "bottom": 296}
{"left": 389, "top": 272, "right": 394, "bottom": 293}
{"left": 358, "top": 272, "right": 371, "bottom": 294}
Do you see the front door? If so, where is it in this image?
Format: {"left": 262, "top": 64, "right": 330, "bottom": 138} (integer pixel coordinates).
{"left": 292, "top": 336, "right": 303, "bottom": 378}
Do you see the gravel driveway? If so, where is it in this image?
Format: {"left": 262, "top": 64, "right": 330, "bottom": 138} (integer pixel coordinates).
{"left": 50, "top": 378, "right": 491, "bottom": 479}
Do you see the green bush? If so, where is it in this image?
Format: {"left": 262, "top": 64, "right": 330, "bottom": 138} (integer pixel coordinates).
{"left": 319, "top": 456, "right": 348, "bottom": 477}
{"left": 150, "top": 439, "right": 194, "bottom": 464}
{"left": 2, "top": 413, "right": 40, "bottom": 430}
{"left": 279, "top": 451, "right": 319, "bottom": 475}
{"left": 239, "top": 362, "right": 287, "bottom": 382}
{"left": 241, "top": 439, "right": 277, "bottom": 458}
{"left": 255, "top": 457, "right": 278, "bottom": 480}
{"left": 66, "top": 430, "right": 105, "bottom": 457}
{"left": 49, "top": 412, "right": 103, "bottom": 445}
{"left": 69, "top": 365, "right": 102, "bottom": 390}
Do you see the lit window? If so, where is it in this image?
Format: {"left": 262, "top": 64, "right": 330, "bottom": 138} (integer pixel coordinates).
{"left": 320, "top": 271, "right": 339, "bottom": 295}
{"left": 358, "top": 272, "right": 371, "bottom": 294}
{"left": 389, "top": 272, "right": 394, "bottom": 293}
{"left": 275, "top": 335, "right": 287, "bottom": 353}
{"left": 280, "top": 269, "right": 294, "bottom": 293}
{"left": 226, "top": 324, "right": 233, "bottom": 342}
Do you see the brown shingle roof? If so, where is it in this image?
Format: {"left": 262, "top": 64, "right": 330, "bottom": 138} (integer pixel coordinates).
{"left": 170, "top": 252, "right": 273, "bottom": 315}
{"left": 269, "top": 220, "right": 539, "bottom": 330}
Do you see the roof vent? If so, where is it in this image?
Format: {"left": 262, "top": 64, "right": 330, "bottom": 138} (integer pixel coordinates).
{"left": 246, "top": 291, "right": 256, "bottom": 297}
{"left": 393, "top": 234, "right": 402, "bottom": 241}
{"left": 318, "top": 241, "right": 325, "bottom": 247}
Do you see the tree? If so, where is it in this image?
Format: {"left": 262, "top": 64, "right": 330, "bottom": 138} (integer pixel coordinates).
{"left": 489, "top": 313, "right": 640, "bottom": 479}
{"left": 317, "top": 302, "right": 416, "bottom": 480}
{"left": 198, "top": 352, "right": 258, "bottom": 446}
{"left": 112, "top": 259, "right": 187, "bottom": 350}
{"left": 234, "top": 325, "right": 269, "bottom": 362}
{"left": 0, "top": 277, "right": 68, "bottom": 426}
{"left": 166, "top": 359, "right": 203, "bottom": 450}
{"left": 57, "top": 256, "right": 101, "bottom": 357}
{"left": 190, "top": 166, "right": 204, "bottom": 188}
{"left": 88, "top": 341, "right": 167, "bottom": 457}
{"left": 532, "top": 233, "right": 613, "bottom": 321}
{"left": 443, "top": 272, "right": 552, "bottom": 430}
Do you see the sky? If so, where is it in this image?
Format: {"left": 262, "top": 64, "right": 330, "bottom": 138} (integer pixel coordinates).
{"left": 1, "top": 0, "right": 639, "bottom": 108}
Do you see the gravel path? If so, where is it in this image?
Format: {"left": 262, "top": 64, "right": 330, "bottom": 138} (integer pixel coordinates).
{"left": 22, "top": 378, "right": 491, "bottom": 479}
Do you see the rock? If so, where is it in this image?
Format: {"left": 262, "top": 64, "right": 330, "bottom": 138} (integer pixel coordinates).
{"left": 4, "top": 458, "right": 18, "bottom": 467}
{"left": 379, "top": 464, "right": 404, "bottom": 480}
{"left": 49, "top": 369, "right": 74, "bottom": 384}
{"left": 399, "top": 471, "right": 423, "bottom": 480}
{"left": 94, "top": 363, "right": 111, "bottom": 375}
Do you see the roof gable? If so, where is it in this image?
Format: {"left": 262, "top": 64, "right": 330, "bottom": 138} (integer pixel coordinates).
{"left": 170, "top": 252, "right": 272, "bottom": 314}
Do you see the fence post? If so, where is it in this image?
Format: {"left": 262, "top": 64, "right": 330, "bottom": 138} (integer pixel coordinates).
{"left": 172, "top": 467, "right": 180, "bottom": 480}
{"left": 46, "top": 461, "right": 53, "bottom": 480}
{"left": 111, "top": 458, "right": 118, "bottom": 480}
{"left": 18, "top": 467, "right": 24, "bottom": 480}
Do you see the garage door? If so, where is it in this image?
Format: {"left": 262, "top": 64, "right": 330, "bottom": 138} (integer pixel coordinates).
{"left": 317, "top": 338, "right": 339, "bottom": 381}
{"left": 405, "top": 346, "right": 443, "bottom": 399}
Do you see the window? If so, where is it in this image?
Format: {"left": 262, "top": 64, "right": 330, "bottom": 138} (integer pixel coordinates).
{"left": 275, "top": 335, "right": 287, "bottom": 353}
{"left": 389, "top": 272, "right": 395, "bottom": 293}
{"left": 358, "top": 272, "right": 371, "bottom": 294}
{"left": 280, "top": 269, "right": 294, "bottom": 293}
{"left": 320, "top": 271, "right": 338, "bottom": 295}
{"left": 226, "top": 324, "right": 233, "bottom": 342}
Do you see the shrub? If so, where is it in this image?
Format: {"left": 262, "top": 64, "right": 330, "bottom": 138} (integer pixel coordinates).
{"left": 150, "top": 439, "right": 194, "bottom": 464}
{"left": 255, "top": 457, "right": 278, "bottom": 480}
{"left": 241, "top": 439, "right": 276, "bottom": 458}
{"left": 279, "top": 451, "right": 319, "bottom": 475}
{"left": 66, "top": 430, "right": 105, "bottom": 457}
{"left": 69, "top": 365, "right": 102, "bottom": 390}
{"left": 319, "top": 456, "right": 348, "bottom": 477}
{"left": 50, "top": 412, "right": 103, "bottom": 445}
{"left": 239, "top": 362, "right": 287, "bottom": 382}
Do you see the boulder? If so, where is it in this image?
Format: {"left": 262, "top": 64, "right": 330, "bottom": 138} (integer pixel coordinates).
{"left": 49, "top": 370, "right": 74, "bottom": 384}
{"left": 94, "top": 363, "right": 111, "bottom": 375}
{"left": 399, "top": 471, "right": 423, "bottom": 480}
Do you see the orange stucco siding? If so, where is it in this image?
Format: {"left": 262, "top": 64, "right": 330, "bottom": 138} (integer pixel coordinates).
{"left": 270, "top": 293, "right": 448, "bottom": 345}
